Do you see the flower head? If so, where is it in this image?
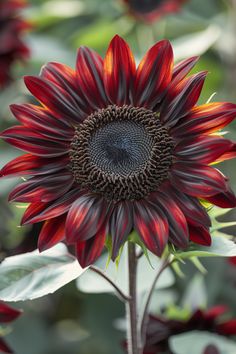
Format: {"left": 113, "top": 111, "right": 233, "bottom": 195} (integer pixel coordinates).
{"left": 122, "top": 0, "right": 187, "bottom": 22}
{"left": 1, "top": 35, "right": 236, "bottom": 267}
{"left": 0, "top": 302, "right": 21, "bottom": 353}
{"left": 142, "top": 306, "right": 236, "bottom": 353}
{"left": 0, "top": 0, "right": 30, "bottom": 87}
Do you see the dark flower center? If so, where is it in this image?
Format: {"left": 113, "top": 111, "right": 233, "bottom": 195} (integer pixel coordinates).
{"left": 89, "top": 120, "right": 154, "bottom": 177}
{"left": 128, "top": 0, "right": 164, "bottom": 13}
{"left": 70, "top": 105, "right": 173, "bottom": 201}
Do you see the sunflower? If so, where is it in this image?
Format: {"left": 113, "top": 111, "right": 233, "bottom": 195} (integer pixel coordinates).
{"left": 140, "top": 306, "right": 236, "bottom": 353}
{"left": 0, "top": 0, "right": 30, "bottom": 87}
{"left": 1, "top": 36, "right": 236, "bottom": 267}
{"left": 122, "top": 0, "right": 187, "bottom": 22}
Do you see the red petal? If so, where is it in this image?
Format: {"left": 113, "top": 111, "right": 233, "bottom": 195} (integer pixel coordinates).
{"left": 169, "top": 187, "right": 211, "bottom": 227}
{"left": 0, "top": 338, "right": 13, "bottom": 354}
{"left": 109, "top": 201, "right": 133, "bottom": 260}
{"left": 172, "top": 56, "right": 199, "bottom": 82}
{"left": 24, "top": 76, "right": 87, "bottom": 124}
{"left": 76, "top": 223, "right": 107, "bottom": 268}
{"left": 76, "top": 47, "right": 108, "bottom": 109}
{"left": 216, "top": 320, "right": 236, "bottom": 335}
{"left": 205, "top": 305, "right": 228, "bottom": 319}
{"left": 65, "top": 194, "right": 109, "bottom": 244}
{"left": 189, "top": 224, "right": 211, "bottom": 246}
{"left": 171, "top": 102, "right": 236, "bottom": 137}
{"left": 38, "top": 214, "right": 66, "bottom": 252}
{"left": 133, "top": 200, "right": 169, "bottom": 256}
{"left": 104, "top": 35, "right": 136, "bottom": 105}
{"left": 0, "top": 126, "right": 69, "bottom": 157}
{"left": 214, "top": 142, "right": 236, "bottom": 163}
{"left": 9, "top": 171, "right": 74, "bottom": 203}
{"left": 133, "top": 40, "right": 173, "bottom": 108}
{"left": 161, "top": 72, "right": 207, "bottom": 127}
{"left": 1, "top": 154, "right": 69, "bottom": 178}
{"left": 0, "top": 302, "right": 22, "bottom": 323}
{"left": 40, "top": 62, "right": 88, "bottom": 114}
{"left": 170, "top": 163, "right": 228, "bottom": 198}
{"left": 156, "top": 192, "right": 189, "bottom": 248}
{"left": 204, "top": 186, "right": 236, "bottom": 208}
{"left": 10, "top": 103, "right": 73, "bottom": 140}
{"left": 21, "top": 188, "right": 82, "bottom": 225}
{"left": 175, "top": 136, "right": 235, "bottom": 165}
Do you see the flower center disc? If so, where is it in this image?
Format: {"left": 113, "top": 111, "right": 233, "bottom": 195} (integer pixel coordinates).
{"left": 70, "top": 105, "right": 173, "bottom": 201}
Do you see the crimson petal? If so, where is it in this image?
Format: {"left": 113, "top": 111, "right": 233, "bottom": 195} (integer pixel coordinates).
{"left": 133, "top": 200, "right": 169, "bottom": 256}
{"left": 0, "top": 126, "right": 69, "bottom": 157}
{"left": 161, "top": 72, "right": 207, "bottom": 127}
{"left": 65, "top": 194, "right": 109, "bottom": 244}
{"left": 40, "top": 62, "right": 89, "bottom": 116}
{"left": 38, "top": 214, "right": 66, "bottom": 252}
{"left": 77, "top": 46, "right": 108, "bottom": 109}
{"left": 21, "top": 188, "right": 82, "bottom": 225}
{"left": 133, "top": 40, "right": 173, "bottom": 108}
{"left": 0, "top": 302, "right": 21, "bottom": 323}
{"left": 172, "top": 56, "right": 199, "bottom": 82}
{"left": 204, "top": 184, "right": 236, "bottom": 208}
{"left": 10, "top": 103, "right": 73, "bottom": 140}
{"left": 171, "top": 102, "right": 236, "bottom": 137}
{"left": 169, "top": 187, "right": 211, "bottom": 227}
{"left": 76, "top": 223, "right": 107, "bottom": 268}
{"left": 109, "top": 201, "right": 133, "bottom": 260}
{"left": 1, "top": 154, "right": 69, "bottom": 178}
{"left": 104, "top": 35, "right": 136, "bottom": 105}
{"left": 9, "top": 171, "right": 74, "bottom": 203}
{"left": 24, "top": 76, "right": 86, "bottom": 124}
{"left": 175, "top": 136, "right": 235, "bottom": 165}
{"left": 0, "top": 338, "right": 12, "bottom": 354}
{"left": 155, "top": 192, "right": 189, "bottom": 248}
{"left": 216, "top": 320, "right": 236, "bottom": 335}
{"left": 170, "top": 163, "right": 228, "bottom": 198}
{"left": 189, "top": 224, "right": 211, "bottom": 246}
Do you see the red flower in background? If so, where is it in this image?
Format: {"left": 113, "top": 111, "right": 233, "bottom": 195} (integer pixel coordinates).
{"left": 204, "top": 345, "right": 220, "bottom": 354}
{"left": 122, "top": 0, "right": 187, "bottom": 22}
{"left": 142, "top": 306, "right": 236, "bottom": 353}
{"left": 0, "top": 302, "right": 21, "bottom": 353}
{"left": 1, "top": 35, "right": 236, "bottom": 268}
{"left": 0, "top": 0, "right": 30, "bottom": 87}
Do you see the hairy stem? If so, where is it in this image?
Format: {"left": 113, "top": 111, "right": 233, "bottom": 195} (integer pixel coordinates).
{"left": 126, "top": 242, "right": 141, "bottom": 354}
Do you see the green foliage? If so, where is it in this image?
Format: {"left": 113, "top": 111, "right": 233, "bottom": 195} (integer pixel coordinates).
{"left": 0, "top": 244, "right": 86, "bottom": 302}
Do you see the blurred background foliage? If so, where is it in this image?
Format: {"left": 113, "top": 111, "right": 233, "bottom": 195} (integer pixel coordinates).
{"left": 0, "top": 0, "right": 236, "bottom": 353}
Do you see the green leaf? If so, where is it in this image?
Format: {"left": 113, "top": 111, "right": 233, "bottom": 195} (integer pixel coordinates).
{"left": 76, "top": 245, "right": 174, "bottom": 295}
{"left": 170, "top": 331, "right": 236, "bottom": 354}
{"left": 175, "top": 233, "right": 236, "bottom": 259}
{"left": 0, "top": 244, "right": 86, "bottom": 302}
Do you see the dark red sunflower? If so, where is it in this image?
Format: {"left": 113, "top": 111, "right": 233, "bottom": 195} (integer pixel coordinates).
{"left": 1, "top": 35, "right": 236, "bottom": 268}
{"left": 122, "top": 0, "right": 187, "bottom": 22}
{"left": 141, "top": 306, "right": 236, "bottom": 354}
{"left": 0, "top": 0, "right": 30, "bottom": 87}
{"left": 0, "top": 302, "right": 21, "bottom": 353}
